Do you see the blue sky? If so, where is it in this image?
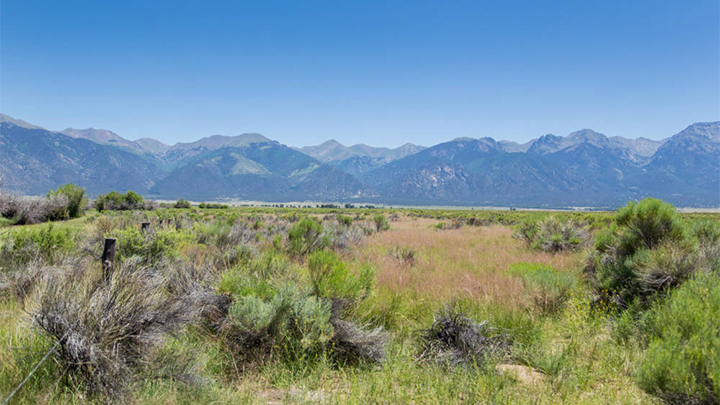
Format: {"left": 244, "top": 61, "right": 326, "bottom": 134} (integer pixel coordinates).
{"left": 1, "top": 0, "right": 718, "bottom": 147}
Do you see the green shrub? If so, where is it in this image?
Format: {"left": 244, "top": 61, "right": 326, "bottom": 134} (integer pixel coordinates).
{"left": 636, "top": 273, "right": 720, "bottom": 404}
{"left": 508, "top": 262, "right": 576, "bottom": 313}
{"left": 174, "top": 199, "right": 192, "bottom": 209}
{"left": 586, "top": 199, "right": 703, "bottom": 306}
{"left": 337, "top": 215, "right": 353, "bottom": 227}
{"left": 307, "top": 250, "right": 375, "bottom": 303}
{"left": 287, "top": 217, "right": 328, "bottom": 256}
{"left": 514, "top": 215, "right": 589, "bottom": 252}
{"left": 373, "top": 214, "right": 390, "bottom": 232}
{"left": 0, "top": 224, "right": 76, "bottom": 264}
{"left": 109, "top": 227, "right": 190, "bottom": 264}
{"left": 95, "top": 190, "right": 154, "bottom": 211}
{"left": 46, "top": 183, "right": 87, "bottom": 220}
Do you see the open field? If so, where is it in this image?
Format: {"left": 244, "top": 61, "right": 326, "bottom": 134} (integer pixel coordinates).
{"left": 0, "top": 203, "right": 718, "bottom": 404}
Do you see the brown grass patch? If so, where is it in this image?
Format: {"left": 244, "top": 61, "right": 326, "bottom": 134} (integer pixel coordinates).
{"left": 356, "top": 218, "right": 584, "bottom": 309}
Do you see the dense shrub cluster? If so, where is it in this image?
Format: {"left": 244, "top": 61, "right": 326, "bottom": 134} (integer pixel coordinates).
{"left": 95, "top": 190, "right": 156, "bottom": 211}
{"left": 0, "top": 184, "right": 87, "bottom": 225}
{"left": 217, "top": 249, "right": 386, "bottom": 366}
{"left": 585, "top": 198, "right": 720, "bottom": 307}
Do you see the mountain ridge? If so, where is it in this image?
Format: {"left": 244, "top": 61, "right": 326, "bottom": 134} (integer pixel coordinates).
{"left": 0, "top": 114, "right": 717, "bottom": 208}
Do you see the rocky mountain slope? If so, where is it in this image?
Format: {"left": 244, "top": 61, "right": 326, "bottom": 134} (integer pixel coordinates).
{"left": 1, "top": 114, "right": 717, "bottom": 207}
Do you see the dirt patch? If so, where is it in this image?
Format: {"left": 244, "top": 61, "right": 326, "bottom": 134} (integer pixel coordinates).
{"left": 496, "top": 364, "right": 545, "bottom": 385}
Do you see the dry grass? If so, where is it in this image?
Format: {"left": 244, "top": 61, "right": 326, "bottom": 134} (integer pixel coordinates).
{"left": 356, "top": 218, "right": 583, "bottom": 308}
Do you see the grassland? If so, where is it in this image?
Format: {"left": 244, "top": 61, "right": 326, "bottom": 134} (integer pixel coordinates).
{"left": 0, "top": 204, "right": 717, "bottom": 404}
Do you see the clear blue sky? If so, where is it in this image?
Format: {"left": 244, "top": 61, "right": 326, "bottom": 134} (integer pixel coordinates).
{"left": 1, "top": 0, "right": 718, "bottom": 147}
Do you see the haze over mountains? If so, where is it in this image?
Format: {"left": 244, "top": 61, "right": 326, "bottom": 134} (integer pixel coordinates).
{"left": 0, "top": 113, "right": 718, "bottom": 208}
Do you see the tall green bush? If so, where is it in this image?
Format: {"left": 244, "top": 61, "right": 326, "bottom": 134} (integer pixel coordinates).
{"left": 636, "top": 273, "right": 720, "bottom": 404}
{"left": 586, "top": 198, "right": 696, "bottom": 305}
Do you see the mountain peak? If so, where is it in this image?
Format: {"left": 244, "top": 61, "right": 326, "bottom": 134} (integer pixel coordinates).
{"left": 0, "top": 113, "right": 45, "bottom": 130}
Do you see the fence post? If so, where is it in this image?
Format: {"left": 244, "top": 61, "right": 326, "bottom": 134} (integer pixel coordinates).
{"left": 102, "top": 238, "right": 117, "bottom": 282}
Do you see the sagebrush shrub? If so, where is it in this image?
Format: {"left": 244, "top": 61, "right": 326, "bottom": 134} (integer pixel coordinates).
{"left": 514, "top": 215, "right": 590, "bottom": 252}
{"left": 31, "top": 260, "right": 197, "bottom": 399}
{"left": 417, "top": 306, "right": 509, "bottom": 368}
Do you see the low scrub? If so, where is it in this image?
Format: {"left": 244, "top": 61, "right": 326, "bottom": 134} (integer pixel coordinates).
{"left": 508, "top": 262, "right": 576, "bottom": 313}
{"left": 287, "top": 217, "right": 329, "bottom": 256}
{"left": 217, "top": 251, "right": 386, "bottom": 367}
{"left": 417, "top": 306, "right": 509, "bottom": 368}
{"left": 514, "top": 215, "right": 590, "bottom": 252}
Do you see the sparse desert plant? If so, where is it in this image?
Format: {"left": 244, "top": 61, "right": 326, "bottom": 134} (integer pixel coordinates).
{"left": 417, "top": 306, "right": 509, "bottom": 368}
{"left": 391, "top": 246, "right": 417, "bottom": 266}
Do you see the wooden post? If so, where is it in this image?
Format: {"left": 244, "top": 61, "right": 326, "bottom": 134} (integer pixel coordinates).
{"left": 141, "top": 222, "right": 150, "bottom": 233}
{"left": 102, "top": 238, "right": 117, "bottom": 282}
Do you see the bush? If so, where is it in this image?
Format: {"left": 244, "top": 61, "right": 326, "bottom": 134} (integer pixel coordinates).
{"left": 47, "top": 183, "right": 87, "bottom": 219}
{"left": 109, "top": 227, "right": 191, "bottom": 264}
{"left": 0, "top": 224, "right": 76, "bottom": 265}
{"left": 174, "top": 199, "right": 192, "bottom": 209}
{"left": 514, "top": 215, "right": 589, "bottom": 252}
{"left": 287, "top": 217, "right": 328, "bottom": 256}
{"left": 417, "top": 306, "right": 509, "bottom": 368}
{"left": 635, "top": 273, "right": 720, "bottom": 404}
{"left": 31, "top": 260, "right": 197, "bottom": 399}
{"left": 307, "top": 250, "right": 375, "bottom": 304}
{"left": 95, "top": 190, "right": 154, "bottom": 211}
{"left": 373, "top": 214, "right": 390, "bottom": 232}
{"left": 219, "top": 249, "right": 385, "bottom": 366}
{"left": 585, "top": 199, "right": 708, "bottom": 306}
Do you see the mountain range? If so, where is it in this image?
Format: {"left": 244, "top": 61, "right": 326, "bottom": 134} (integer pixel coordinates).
{"left": 0, "top": 113, "right": 718, "bottom": 208}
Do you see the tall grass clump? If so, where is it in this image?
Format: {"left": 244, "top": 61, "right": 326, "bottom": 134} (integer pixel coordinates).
{"left": 514, "top": 215, "right": 590, "bottom": 252}
{"left": 508, "top": 262, "right": 576, "bottom": 313}
{"left": 635, "top": 273, "right": 719, "bottom": 404}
